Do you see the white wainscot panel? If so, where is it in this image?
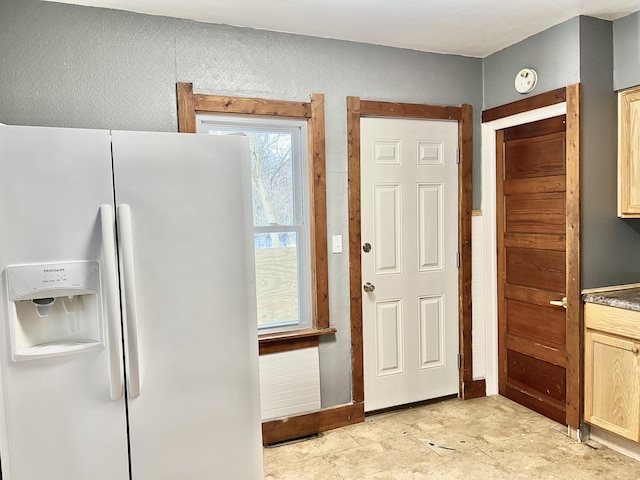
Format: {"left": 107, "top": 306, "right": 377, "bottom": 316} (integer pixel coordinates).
{"left": 373, "top": 139, "right": 401, "bottom": 165}
{"left": 472, "top": 213, "right": 487, "bottom": 380}
{"left": 417, "top": 183, "right": 443, "bottom": 271}
{"left": 376, "top": 300, "right": 403, "bottom": 376}
{"left": 374, "top": 184, "right": 401, "bottom": 274}
{"left": 418, "top": 295, "right": 445, "bottom": 369}
{"left": 259, "top": 347, "right": 321, "bottom": 421}
{"left": 417, "top": 140, "right": 444, "bottom": 165}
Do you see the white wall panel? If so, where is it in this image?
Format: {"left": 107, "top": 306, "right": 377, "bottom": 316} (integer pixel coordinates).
{"left": 472, "top": 213, "right": 487, "bottom": 380}
{"left": 259, "top": 347, "right": 321, "bottom": 421}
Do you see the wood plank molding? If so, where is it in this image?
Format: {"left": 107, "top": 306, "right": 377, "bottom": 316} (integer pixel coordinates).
{"left": 262, "top": 403, "right": 365, "bottom": 445}
{"left": 481, "top": 87, "right": 567, "bottom": 123}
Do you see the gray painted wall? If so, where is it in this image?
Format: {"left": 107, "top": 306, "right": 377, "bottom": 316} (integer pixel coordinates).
{"left": 579, "top": 16, "right": 640, "bottom": 288}
{"left": 4, "top": 0, "right": 640, "bottom": 410}
{"left": 0, "top": 0, "right": 483, "bottom": 407}
{"left": 613, "top": 11, "right": 640, "bottom": 91}
{"left": 482, "top": 17, "right": 581, "bottom": 110}
{"left": 484, "top": 16, "right": 640, "bottom": 287}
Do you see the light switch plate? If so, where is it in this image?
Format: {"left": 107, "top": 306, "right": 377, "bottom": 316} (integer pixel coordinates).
{"left": 332, "top": 235, "right": 343, "bottom": 253}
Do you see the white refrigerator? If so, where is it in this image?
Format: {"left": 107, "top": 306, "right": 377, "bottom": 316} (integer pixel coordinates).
{"left": 0, "top": 125, "right": 264, "bottom": 479}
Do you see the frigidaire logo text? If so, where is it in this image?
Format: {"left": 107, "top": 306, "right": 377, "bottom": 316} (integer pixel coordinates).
{"left": 43, "top": 268, "right": 65, "bottom": 273}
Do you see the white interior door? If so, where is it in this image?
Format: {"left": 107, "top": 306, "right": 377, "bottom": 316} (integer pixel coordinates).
{"left": 361, "top": 117, "right": 459, "bottom": 412}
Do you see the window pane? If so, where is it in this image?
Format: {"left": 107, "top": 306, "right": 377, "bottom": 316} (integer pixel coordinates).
{"left": 255, "top": 232, "right": 299, "bottom": 329}
{"left": 200, "top": 117, "right": 310, "bottom": 332}
{"left": 249, "top": 132, "right": 295, "bottom": 227}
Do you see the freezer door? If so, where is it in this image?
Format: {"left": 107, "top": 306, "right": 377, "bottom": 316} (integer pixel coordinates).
{"left": 111, "top": 131, "right": 263, "bottom": 480}
{"left": 0, "top": 126, "right": 129, "bottom": 480}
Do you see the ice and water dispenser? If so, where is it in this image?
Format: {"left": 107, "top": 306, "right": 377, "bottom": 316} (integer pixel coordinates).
{"left": 5, "top": 261, "right": 104, "bottom": 361}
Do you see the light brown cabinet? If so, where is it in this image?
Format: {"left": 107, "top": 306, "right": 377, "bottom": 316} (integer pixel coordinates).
{"left": 584, "top": 302, "right": 640, "bottom": 441}
{"left": 618, "top": 86, "right": 640, "bottom": 217}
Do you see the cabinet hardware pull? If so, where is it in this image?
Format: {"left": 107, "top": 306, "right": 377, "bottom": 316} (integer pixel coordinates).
{"left": 632, "top": 347, "right": 639, "bottom": 354}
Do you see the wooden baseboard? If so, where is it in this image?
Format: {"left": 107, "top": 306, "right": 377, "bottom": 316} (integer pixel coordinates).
{"left": 262, "top": 402, "right": 365, "bottom": 445}
{"left": 462, "top": 379, "right": 486, "bottom": 400}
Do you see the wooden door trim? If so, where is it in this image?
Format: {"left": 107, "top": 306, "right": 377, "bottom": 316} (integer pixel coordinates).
{"left": 564, "top": 83, "right": 581, "bottom": 428}
{"left": 347, "top": 98, "right": 482, "bottom": 405}
{"left": 496, "top": 128, "right": 508, "bottom": 395}
{"left": 484, "top": 85, "right": 581, "bottom": 428}
{"left": 482, "top": 88, "right": 567, "bottom": 123}
{"left": 458, "top": 104, "right": 477, "bottom": 398}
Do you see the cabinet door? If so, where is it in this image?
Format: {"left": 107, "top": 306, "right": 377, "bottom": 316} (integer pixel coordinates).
{"left": 618, "top": 86, "right": 640, "bottom": 217}
{"left": 584, "top": 329, "right": 640, "bottom": 441}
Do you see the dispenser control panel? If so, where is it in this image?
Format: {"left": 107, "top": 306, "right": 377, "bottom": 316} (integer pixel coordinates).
{"left": 6, "top": 261, "right": 100, "bottom": 301}
{"left": 41, "top": 267, "right": 68, "bottom": 284}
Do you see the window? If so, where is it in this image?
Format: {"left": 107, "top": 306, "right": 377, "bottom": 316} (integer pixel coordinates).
{"left": 176, "top": 83, "right": 333, "bottom": 349}
{"left": 198, "top": 116, "right": 311, "bottom": 332}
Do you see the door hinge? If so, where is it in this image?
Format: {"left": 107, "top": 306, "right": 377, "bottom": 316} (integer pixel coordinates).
{"left": 457, "top": 353, "right": 462, "bottom": 370}
{"left": 456, "top": 148, "right": 460, "bottom": 164}
{"left": 456, "top": 252, "right": 460, "bottom": 268}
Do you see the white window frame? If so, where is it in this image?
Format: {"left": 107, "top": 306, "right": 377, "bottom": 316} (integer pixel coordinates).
{"left": 197, "top": 114, "right": 312, "bottom": 333}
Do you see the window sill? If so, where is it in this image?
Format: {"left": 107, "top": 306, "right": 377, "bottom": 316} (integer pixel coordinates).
{"left": 258, "top": 327, "right": 336, "bottom": 355}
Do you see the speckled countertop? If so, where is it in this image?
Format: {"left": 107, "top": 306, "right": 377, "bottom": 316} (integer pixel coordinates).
{"left": 582, "top": 284, "right": 640, "bottom": 312}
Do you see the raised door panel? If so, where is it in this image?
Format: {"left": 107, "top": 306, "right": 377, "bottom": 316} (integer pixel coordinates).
{"left": 374, "top": 184, "right": 401, "bottom": 274}
{"left": 505, "top": 193, "right": 566, "bottom": 235}
{"left": 418, "top": 295, "right": 444, "bottom": 368}
{"left": 375, "top": 300, "right": 404, "bottom": 375}
{"left": 584, "top": 330, "right": 640, "bottom": 441}
{"left": 506, "top": 350, "right": 566, "bottom": 404}
{"left": 618, "top": 87, "right": 640, "bottom": 217}
{"left": 505, "top": 248, "right": 565, "bottom": 293}
{"left": 417, "top": 184, "right": 443, "bottom": 271}
{"left": 506, "top": 299, "right": 566, "bottom": 348}
{"left": 504, "top": 133, "right": 565, "bottom": 179}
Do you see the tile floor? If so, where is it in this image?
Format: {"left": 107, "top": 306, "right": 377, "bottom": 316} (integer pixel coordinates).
{"left": 263, "top": 395, "right": 640, "bottom": 479}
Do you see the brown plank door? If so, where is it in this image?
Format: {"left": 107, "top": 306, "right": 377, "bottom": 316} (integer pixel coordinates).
{"left": 497, "top": 115, "right": 570, "bottom": 424}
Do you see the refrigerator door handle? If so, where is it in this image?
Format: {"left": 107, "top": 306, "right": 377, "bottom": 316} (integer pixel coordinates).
{"left": 118, "top": 204, "right": 142, "bottom": 398}
{"left": 100, "top": 204, "right": 125, "bottom": 400}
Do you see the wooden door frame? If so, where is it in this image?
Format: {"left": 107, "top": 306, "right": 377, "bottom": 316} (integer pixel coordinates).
{"left": 347, "top": 98, "right": 484, "bottom": 405}
{"left": 481, "top": 85, "right": 581, "bottom": 428}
